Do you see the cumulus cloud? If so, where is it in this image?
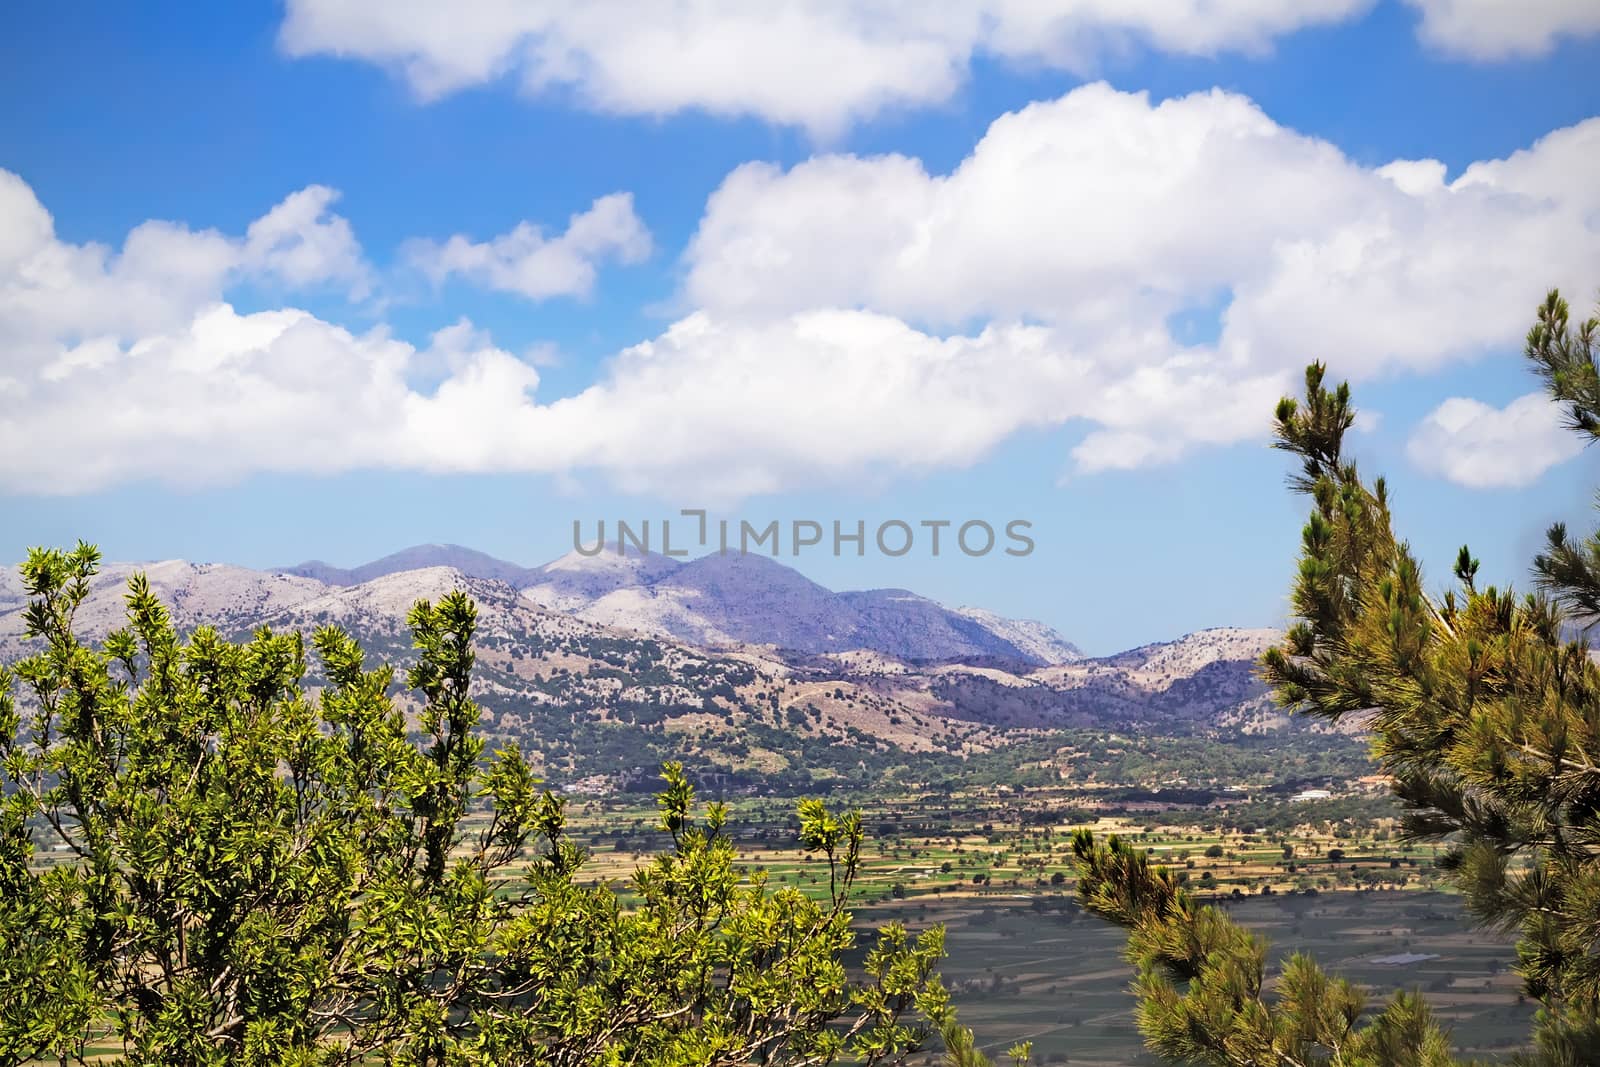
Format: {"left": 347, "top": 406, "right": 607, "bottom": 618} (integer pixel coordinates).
{"left": 0, "top": 174, "right": 652, "bottom": 495}
{"left": 673, "top": 84, "right": 1599, "bottom": 484}
{"left": 0, "top": 172, "right": 369, "bottom": 360}
{"left": 1405, "top": 0, "right": 1600, "bottom": 58}
{"left": 5, "top": 83, "right": 1598, "bottom": 497}
{"left": 243, "top": 186, "right": 372, "bottom": 297}
{"left": 0, "top": 267, "right": 1278, "bottom": 495}
{"left": 277, "top": 1, "right": 1600, "bottom": 134}
{"left": 685, "top": 84, "right": 1600, "bottom": 382}
{"left": 0, "top": 165, "right": 1282, "bottom": 495}
{"left": 277, "top": 0, "right": 1372, "bottom": 136}
{"left": 687, "top": 85, "right": 1377, "bottom": 329}
{"left": 1407, "top": 393, "right": 1585, "bottom": 488}
{"left": 404, "top": 193, "right": 651, "bottom": 301}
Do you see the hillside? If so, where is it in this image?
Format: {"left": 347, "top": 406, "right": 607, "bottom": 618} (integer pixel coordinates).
{"left": 524, "top": 547, "right": 1086, "bottom": 664}
{"left": 0, "top": 552, "right": 1288, "bottom": 793}
{"left": 277, "top": 543, "right": 1084, "bottom": 664}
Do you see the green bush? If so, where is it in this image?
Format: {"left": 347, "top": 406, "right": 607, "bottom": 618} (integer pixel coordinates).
{"left": 0, "top": 546, "right": 960, "bottom": 1066}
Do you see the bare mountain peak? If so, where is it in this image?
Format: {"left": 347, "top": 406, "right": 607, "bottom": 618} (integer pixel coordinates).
{"left": 524, "top": 543, "right": 683, "bottom": 613}
{"left": 542, "top": 543, "right": 680, "bottom": 575}
{"left": 1106, "top": 626, "right": 1279, "bottom": 673}
{"left": 526, "top": 548, "right": 1075, "bottom": 665}
{"left": 953, "top": 606, "right": 1083, "bottom": 665}
{"left": 667, "top": 551, "right": 830, "bottom": 592}
{"left": 280, "top": 544, "right": 535, "bottom": 587}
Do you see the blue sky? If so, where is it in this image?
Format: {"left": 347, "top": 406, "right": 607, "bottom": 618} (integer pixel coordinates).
{"left": 2, "top": 1, "right": 1598, "bottom": 653}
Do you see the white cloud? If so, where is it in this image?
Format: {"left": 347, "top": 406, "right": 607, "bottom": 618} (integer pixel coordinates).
{"left": 5, "top": 83, "right": 1599, "bottom": 498}
{"left": 0, "top": 284, "right": 1292, "bottom": 496}
{"left": 1405, "top": 0, "right": 1600, "bottom": 58}
{"left": 0, "top": 175, "right": 652, "bottom": 495}
{"left": 0, "top": 168, "right": 1285, "bottom": 493}
{"left": 1406, "top": 393, "right": 1584, "bottom": 488}
{"left": 0, "top": 172, "right": 370, "bottom": 367}
{"left": 404, "top": 193, "right": 651, "bottom": 301}
{"left": 686, "top": 85, "right": 1375, "bottom": 330}
{"left": 685, "top": 84, "right": 1600, "bottom": 385}
{"left": 277, "top": 0, "right": 1371, "bottom": 137}
{"left": 277, "top": 1, "right": 1600, "bottom": 134}
{"left": 676, "top": 84, "right": 1600, "bottom": 488}
{"left": 243, "top": 185, "right": 371, "bottom": 297}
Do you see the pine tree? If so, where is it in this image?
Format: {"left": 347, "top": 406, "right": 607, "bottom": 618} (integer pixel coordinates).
{"left": 1071, "top": 290, "right": 1600, "bottom": 1066}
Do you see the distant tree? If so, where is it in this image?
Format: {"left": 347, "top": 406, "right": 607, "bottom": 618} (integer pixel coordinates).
{"left": 1071, "top": 291, "right": 1600, "bottom": 1066}
{"left": 1203, "top": 844, "right": 1225, "bottom": 859}
{"left": 0, "top": 545, "right": 954, "bottom": 1065}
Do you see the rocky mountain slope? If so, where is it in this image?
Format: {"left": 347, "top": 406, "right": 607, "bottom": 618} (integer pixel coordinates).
{"left": 527, "top": 547, "right": 1086, "bottom": 664}
{"left": 282, "top": 543, "right": 1084, "bottom": 664}
{"left": 1, "top": 551, "right": 1283, "bottom": 791}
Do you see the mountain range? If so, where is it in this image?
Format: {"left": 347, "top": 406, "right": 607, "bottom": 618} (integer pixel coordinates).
{"left": 285, "top": 543, "right": 1085, "bottom": 666}
{"left": 1, "top": 545, "right": 1286, "bottom": 792}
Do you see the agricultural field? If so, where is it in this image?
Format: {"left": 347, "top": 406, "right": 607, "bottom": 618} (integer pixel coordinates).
{"left": 557, "top": 785, "right": 1451, "bottom": 905}
{"left": 859, "top": 892, "right": 1533, "bottom": 1065}
{"left": 551, "top": 789, "right": 1538, "bottom": 1061}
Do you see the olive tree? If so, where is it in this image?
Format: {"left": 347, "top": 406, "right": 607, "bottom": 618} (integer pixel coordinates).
{"left": 0, "top": 544, "right": 954, "bottom": 1066}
